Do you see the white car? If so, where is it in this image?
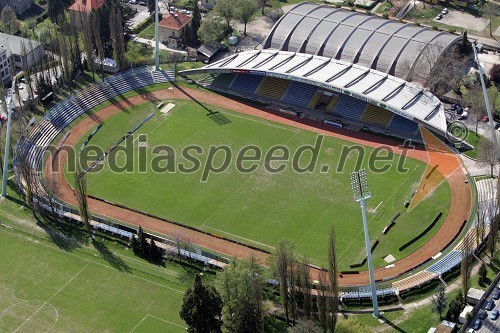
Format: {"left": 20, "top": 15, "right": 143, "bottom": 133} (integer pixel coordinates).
{"left": 441, "top": 8, "right": 448, "bottom": 14}
{"left": 435, "top": 14, "right": 443, "bottom": 20}
{"left": 18, "top": 84, "right": 23, "bottom": 90}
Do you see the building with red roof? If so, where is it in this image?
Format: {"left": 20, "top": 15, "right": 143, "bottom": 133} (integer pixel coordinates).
{"left": 158, "top": 11, "right": 192, "bottom": 49}
{"left": 68, "top": 0, "right": 105, "bottom": 13}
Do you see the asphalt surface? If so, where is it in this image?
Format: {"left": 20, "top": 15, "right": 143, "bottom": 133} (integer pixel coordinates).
{"left": 468, "top": 283, "right": 499, "bottom": 333}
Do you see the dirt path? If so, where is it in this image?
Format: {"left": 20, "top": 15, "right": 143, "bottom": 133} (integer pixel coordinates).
{"left": 47, "top": 86, "right": 471, "bottom": 286}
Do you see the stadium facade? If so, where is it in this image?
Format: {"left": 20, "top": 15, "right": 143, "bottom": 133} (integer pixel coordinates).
{"left": 180, "top": 3, "right": 462, "bottom": 143}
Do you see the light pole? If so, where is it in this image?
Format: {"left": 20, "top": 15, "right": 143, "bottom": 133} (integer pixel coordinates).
{"left": 1, "top": 88, "right": 14, "bottom": 198}
{"left": 350, "top": 169, "right": 380, "bottom": 317}
{"left": 473, "top": 44, "right": 499, "bottom": 158}
{"left": 154, "top": 0, "right": 160, "bottom": 71}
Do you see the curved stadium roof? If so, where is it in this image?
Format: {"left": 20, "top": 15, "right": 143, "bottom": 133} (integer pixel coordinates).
{"left": 180, "top": 49, "right": 447, "bottom": 133}
{"left": 262, "top": 2, "right": 459, "bottom": 81}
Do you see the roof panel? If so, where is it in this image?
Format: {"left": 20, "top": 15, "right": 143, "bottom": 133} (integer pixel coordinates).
{"left": 287, "top": 17, "right": 319, "bottom": 52}
{"left": 304, "top": 20, "right": 339, "bottom": 54}
{"left": 271, "top": 54, "right": 312, "bottom": 73}
{"left": 269, "top": 13, "right": 303, "bottom": 49}
{"left": 321, "top": 25, "right": 353, "bottom": 58}
{"left": 375, "top": 36, "right": 407, "bottom": 73}
{"left": 293, "top": 58, "right": 329, "bottom": 76}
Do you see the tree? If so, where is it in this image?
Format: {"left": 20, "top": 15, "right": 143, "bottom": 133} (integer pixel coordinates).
{"left": 79, "top": 12, "right": 96, "bottom": 82}
{"left": 275, "top": 239, "right": 295, "bottom": 325}
{"left": 445, "top": 290, "right": 465, "bottom": 322}
{"left": 214, "top": 0, "right": 236, "bottom": 30}
{"left": 298, "top": 258, "right": 313, "bottom": 319}
{"left": 198, "top": 14, "right": 226, "bottom": 45}
{"left": 258, "top": 0, "right": 267, "bottom": 15}
{"left": 316, "top": 271, "right": 328, "bottom": 332}
{"left": 215, "top": 256, "right": 264, "bottom": 331}
{"left": 478, "top": 262, "right": 487, "bottom": 286}
{"left": 180, "top": 274, "right": 223, "bottom": 333}
{"left": 48, "top": 0, "right": 65, "bottom": 25}
{"left": 460, "top": 235, "right": 474, "bottom": 297}
{"left": 483, "top": 3, "right": 499, "bottom": 38}
{"left": 463, "top": 84, "right": 486, "bottom": 135}
{"left": 477, "top": 139, "right": 497, "bottom": 178}
{"left": 327, "top": 227, "right": 339, "bottom": 333}
{"left": 146, "top": 0, "right": 155, "bottom": 16}
{"left": 0, "top": 6, "right": 20, "bottom": 34}
{"left": 74, "top": 167, "right": 93, "bottom": 238}
{"left": 109, "top": 5, "right": 126, "bottom": 70}
{"left": 431, "top": 284, "right": 447, "bottom": 320}
{"left": 459, "top": 31, "right": 472, "bottom": 55}
{"left": 489, "top": 213, "right": 499, "bottom": 257}
{"left": 231, "top": 295, "right": 263, "bottom": 333}
{"left": 236, "top": 0, "right": 257, "bottom": 36}
{"left": 188, "top": 0, "right": 202, "bottom": 47}
{"left": 149, "top": 237, "right": 163, "bottom": 262}
{"left": 24, "top": 18, "right": 37, "bottom": 38}
{"left": 490, "top": 64, "right": 500, "bottom": 84}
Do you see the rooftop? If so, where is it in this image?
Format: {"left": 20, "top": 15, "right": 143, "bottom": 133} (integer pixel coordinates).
{"left": 159, "top": 12, "right": 192, "bottom": 31}
{"left": 68, "top": 0, "right": 106, "bottom": 13}
{"left": 0, "top": 32, "right": 42, "bottom": 56}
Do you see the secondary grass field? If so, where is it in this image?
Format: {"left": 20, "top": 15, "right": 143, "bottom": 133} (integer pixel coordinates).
{"left": 70, "top": 98, "right": 451, "bottom": 270}
{"left": 0, "top": 206, "right": 197, "bottom": 332}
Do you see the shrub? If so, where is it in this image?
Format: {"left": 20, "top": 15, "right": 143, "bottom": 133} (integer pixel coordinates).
{"left": 448, "top": 28, "right": 457, "bottom": 34}
{"left": 382, "top": 13, "right": 389, "bottom": 19}
{"left": 346, "top": 0, "right": 355, "bottom": 7}
{"left": 490, "top": 64, "right": 500, "bottom": 84}
{"left": 431, "top": 25, "right": 438, "bottom": 30}
{"left": 335, "top": 3, "right": 342, "bottom": 8}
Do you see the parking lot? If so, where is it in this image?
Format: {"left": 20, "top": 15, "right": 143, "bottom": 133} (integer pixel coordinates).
{"left": 468, "top": 283, "right": 500, "bottom": 333}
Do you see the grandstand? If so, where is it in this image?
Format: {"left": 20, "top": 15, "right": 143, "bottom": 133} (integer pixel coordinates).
{"left": 180, "top": 3, "right": 467, "bottom": 142}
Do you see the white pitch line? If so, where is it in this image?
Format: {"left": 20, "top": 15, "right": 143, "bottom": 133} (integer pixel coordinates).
{"left": 147, "top": 314, "right": 187, "bottom": 329}
{"left": 129, "top": 314, "right": 149, "bottom": 333}
{"left": 374, "top": 201, "right": 383, "bottom": 213}
{"left": 13, "top": 263, "right": 89, "bottom": 333}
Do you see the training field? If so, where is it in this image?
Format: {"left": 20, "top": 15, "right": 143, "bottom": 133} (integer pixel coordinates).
{"left": 74, "top": 99, "right": 450, "bottom": 269}
{"left": 0, "top": 226, "right": 189, "bottom": 333}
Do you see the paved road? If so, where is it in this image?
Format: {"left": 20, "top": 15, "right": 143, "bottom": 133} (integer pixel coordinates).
{"left": 468, "top": 283, "right": 499, "bottom": 333}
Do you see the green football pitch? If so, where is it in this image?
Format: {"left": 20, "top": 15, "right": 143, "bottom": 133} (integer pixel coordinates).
{"left": 73, "top": 99, "right": 451, "bottom": 270}
{"left": 0, "top": 221, "right": 190, "bottom": 333}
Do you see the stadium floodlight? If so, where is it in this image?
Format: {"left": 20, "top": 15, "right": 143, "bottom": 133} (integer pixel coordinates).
{"left": 154, "top": 0, "right": 160, "bottom": 71}
{"left": 1, "top": 88, "right": 14, "bottom": 198}
{"left": 350, "top": 169, "right": 380, "bottom": 318}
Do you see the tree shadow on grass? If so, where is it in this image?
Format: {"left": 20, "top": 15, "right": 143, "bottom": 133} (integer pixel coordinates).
{"left": 92, "top": 239, "right": 131, "bottom": 273}
{"left": 34, "top": 214, "right": 84, "bottom": 252}
{"left": 379, "top": 315, "right": 407, "bottom": 333}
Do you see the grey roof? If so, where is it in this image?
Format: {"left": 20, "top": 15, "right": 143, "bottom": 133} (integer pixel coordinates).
{"left": 262, "top": 3, "right": 459, "bottom": 81}
{"left": 179, "top": 50, "right": 447, "bottom": 134}
{"left": 0, "top": 32, "right": 42, "bottom": 56}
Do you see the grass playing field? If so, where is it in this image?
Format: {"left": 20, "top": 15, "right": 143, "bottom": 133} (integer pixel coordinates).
{"left": 0, "top": 186, "right": 207, "bottom": 332}
{"left": 69, "top": 98, "right": 451, "bottom": 270}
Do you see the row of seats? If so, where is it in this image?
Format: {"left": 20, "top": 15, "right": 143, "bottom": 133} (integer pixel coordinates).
{"left": 15, "top": 67, "right": 173, "bottom": 200}
{"left": 257, "top": 77, "right": 290, "bottom": 99}
{"left": 426, "top": 250, "right": 463, "bottom": 275}
{"left": 205, "top": 73, "right": 419, "bottom": 135}
{"left": 361, "top": 104, "right": 394, "bottom": 126}
{"left": 392, "top": 270, "right": 438, "bottom": 291}
{"left": 476, "top": 178, "right": 497, "bottom": 203}
{"left": 341, "top": 287, "right": 395, "bottom": 300}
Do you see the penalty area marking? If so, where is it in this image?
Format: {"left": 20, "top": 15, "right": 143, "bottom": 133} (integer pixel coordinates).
{"left": 129, "top": 314, "right": 186, "bottom": 333}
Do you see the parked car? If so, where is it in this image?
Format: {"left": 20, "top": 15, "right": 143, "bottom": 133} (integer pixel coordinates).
{"left": 450, "top": 103, "right": 458, "bottom": 111}
{"left": 129, "top": 0, "right": 138, "bottom": 4}
{"left": 458, "top": 111, "right": 468, "bottom": 120}
{"left": 472, "top": 319, "right": 482, "bottom": 330}
{"left": 138, "top": 1, "right": 146, "bottom": 5}
{"left": 486, "top": 299, "right": 495, "bottom": 311}
{"left": 435, "top": 14, "right": 443, "bottom": 20}
{"left": 482, "top": 114, "right": 489, "bottom": 122}
{"left": 478, "top": 310, "right": 487, "bottom": 319}
{"left": 442, "top": 8, "right": 448, "bottom": 14}
{"left": 493, "top": 288, "right": 500, "bottom": 300}
{"left": 456, "top": 106, "right": 463, "bottom": 114}
{"left": 491, "top": 309, "right": 499, "bottom": 320}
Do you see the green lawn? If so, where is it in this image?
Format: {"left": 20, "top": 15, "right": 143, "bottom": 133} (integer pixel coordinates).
{"left": 69, "top": 99, "right": 450, "bottom": 270}
{"left": 0, "top": 215, "right": 190, "bottom": 333}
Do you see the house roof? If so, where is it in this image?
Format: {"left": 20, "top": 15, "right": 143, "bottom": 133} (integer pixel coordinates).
{"left": 69, "top": 0, "right": 106, "bottom": 13}
{"left": 159, "top": 12, "right": 192, "bottom": 31}
{"left": 0, "top": 32, "right": 42, "bottom": 56}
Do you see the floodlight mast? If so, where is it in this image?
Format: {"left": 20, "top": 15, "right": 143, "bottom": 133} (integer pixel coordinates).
{"left": 154, "top": 0, "right": 160, "bottom": 71}
{"left": 351, "top": 169, "right": 380, "bottom": 318}
{"left": 1, "top": 89, "right": 14, "bottom": 198}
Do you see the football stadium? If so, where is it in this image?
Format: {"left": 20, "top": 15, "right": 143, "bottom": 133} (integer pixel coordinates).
{"left": 15, "top": 2, "right": 494, "bottom": 303}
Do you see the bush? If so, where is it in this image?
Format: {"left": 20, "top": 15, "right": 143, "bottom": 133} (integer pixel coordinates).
{"left": 335, "top": 3, "right": 342, "bottom": 8}
{"left": 490, "top": 64, "right": 500, "bottom": 84}
{"left": 382, "top": 13, "right": 389, "bottom": 19}
{"left": 431, "top": 25, "right": 438, "bottom": 30}
{"left": 448, "top": 28, "right": 457, "bottom": 34}
{"left": 346, "top": 0, "right": 355, "bottom": 7}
